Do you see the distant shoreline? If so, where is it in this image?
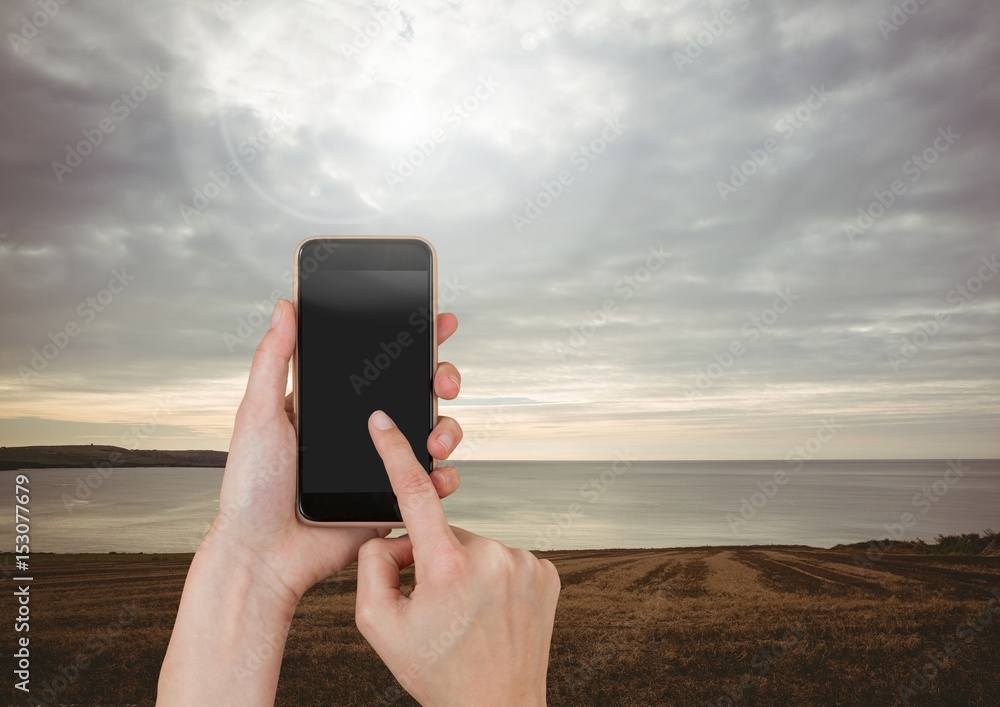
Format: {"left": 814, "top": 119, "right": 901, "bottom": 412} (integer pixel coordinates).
{"left": 3, "top": 446, "right": 998, "bottom": 472}
{"left": 0, "top": 444, "right": 226, "bottom": 471}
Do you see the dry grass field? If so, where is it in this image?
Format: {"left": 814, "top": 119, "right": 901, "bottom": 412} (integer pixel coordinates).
{"left": 2, "top": 547, "right": 998, "bottom": 705}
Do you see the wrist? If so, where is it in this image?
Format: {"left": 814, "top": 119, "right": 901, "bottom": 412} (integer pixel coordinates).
{"left": 196, "top": 518, "right": 301, "bottom": 621}
{"left": 158, "top": 520, "right": 298, "bottom": 705}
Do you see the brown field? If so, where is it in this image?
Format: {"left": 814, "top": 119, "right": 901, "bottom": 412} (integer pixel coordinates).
{"left": 2, "top": 547, "right": 999, "bottom": 706}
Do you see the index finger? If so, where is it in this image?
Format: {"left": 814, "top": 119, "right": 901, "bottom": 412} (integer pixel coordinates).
{"left": 368, "top": 410, "right": 457, "bottom": 556}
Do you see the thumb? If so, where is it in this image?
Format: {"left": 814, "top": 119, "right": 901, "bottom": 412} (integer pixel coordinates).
{"left": 356, "top": 536, "right": 414, "bottom": 633}
{"left": 241, "top": 299, "right": 295, "bottom": 413}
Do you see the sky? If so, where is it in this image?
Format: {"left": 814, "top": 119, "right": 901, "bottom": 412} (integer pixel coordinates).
{"left": 0, "top": 0, "right": 997, "bottom": 460}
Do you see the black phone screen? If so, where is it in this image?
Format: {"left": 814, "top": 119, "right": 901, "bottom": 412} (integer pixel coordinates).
{"left": 296, "top": 238, "right": 434, "bottom": 522}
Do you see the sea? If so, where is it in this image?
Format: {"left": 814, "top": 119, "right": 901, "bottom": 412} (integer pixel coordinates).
{"left": 2, "top": 460, "right": 997, "bottom": 554}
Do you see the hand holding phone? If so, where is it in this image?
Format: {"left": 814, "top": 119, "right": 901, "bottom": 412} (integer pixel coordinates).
{"left": 356, "top": 411, "right": 562, "bottom": 707}
{"left": 159, "top": 300, "right": 464, "bottom": 705}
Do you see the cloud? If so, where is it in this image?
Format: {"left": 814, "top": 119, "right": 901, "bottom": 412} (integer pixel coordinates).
{"left": 0, "top": 0, "right": 997, "bottom": 458}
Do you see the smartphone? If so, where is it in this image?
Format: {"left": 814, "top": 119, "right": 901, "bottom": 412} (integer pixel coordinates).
{"left": 294, "top": 236, "right": 437, "bottom": 525}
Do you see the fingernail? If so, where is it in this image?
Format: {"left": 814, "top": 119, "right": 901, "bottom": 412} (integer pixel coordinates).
{"left": 448, "top": 374, "right": 460, "bottom": 388}
{"left": 271, "top": 300, "right": 283, "bottom": 329}
{"left": 372, "top": 410, "right": 394, "bottom": 430}
{"left": 437, "top": 432, "right": 453, "bottom": 451}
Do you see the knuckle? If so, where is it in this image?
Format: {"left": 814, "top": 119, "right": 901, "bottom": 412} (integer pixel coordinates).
{"left": 482, "top": 542, "right": 517, "bottom": 575}
{"left": 357, "top": 537, "right": 386, "bottom": 561}
{"left": 233, "top": 402, "right": 254, "bottom": 428}
{"left": 398, "top": 469, "right": 436, "bottom": 498}
{"left": 249, "top": 342, "right": 277, "bottom": 376}
{"left": 382, "top": 437, "right": 419, "bottom": 468}
{"left": 233, "top": 402, "right": 268, "bottom": 434}
{"left": 383, "top": 434, "right": 411, "bottom": 454}
{"left": 512, "top": 548, "right": 534, "bottom": 566}
{"left": 355, "top": 602, "right": 377, "bottom": 634}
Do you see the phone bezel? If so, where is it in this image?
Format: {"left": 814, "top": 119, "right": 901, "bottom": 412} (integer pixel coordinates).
{"left": 293, "top": 235, "right": 438, "bottom": 526}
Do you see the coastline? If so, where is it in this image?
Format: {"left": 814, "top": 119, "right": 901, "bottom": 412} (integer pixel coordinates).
{"left": 0, "top": 444, "right": 227, "bottom": 471}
